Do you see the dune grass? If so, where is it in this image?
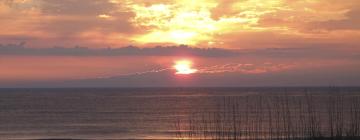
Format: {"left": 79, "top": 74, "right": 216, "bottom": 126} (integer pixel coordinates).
{"left": 174, "top": 91, "right": 360, "bottom": 140}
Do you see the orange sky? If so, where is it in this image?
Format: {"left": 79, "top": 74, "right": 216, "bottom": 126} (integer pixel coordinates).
{"left": 1, "top": 0, "right": 359, "bottom": 48}
{"left": 0, "top": 0, "right": 359, "bottom": 86}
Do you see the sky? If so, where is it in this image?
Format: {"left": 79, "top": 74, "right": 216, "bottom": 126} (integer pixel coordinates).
{"left": 0, "top": 0, "right": 360, "bottom": 87}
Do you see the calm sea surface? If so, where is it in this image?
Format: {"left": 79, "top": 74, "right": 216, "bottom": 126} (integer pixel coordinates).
{"left": 0, "top": 87, "right": 359, "bottom": 139}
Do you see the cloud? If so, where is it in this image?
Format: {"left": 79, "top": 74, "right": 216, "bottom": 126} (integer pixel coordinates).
{"left": 1, "top": 42, "right": 359, "bottom": 60}
{"left": 39, "top": 0, "right": 116, "bottom": 16}
{"left": 37, "top": 15, "right": 134, "bottom": 37}
{"left": 1, "top": 0, "right": 360, "bottom": 48}
{"left": 197, "top": 63, "right": 295, "bottom": 74}
{"left": 243, "top": 46, "right": 360, "bottom": 60}
{"left": 36, "top": 1, "right": 135, "bottom": 38}
{"left": 0, "top": 0, "right": 136, "bottom": 47}
{"left": 0, "top": 43, "right": 238, "bottom": 57}
{"left": 309, "top": 8, "right": 360, "bottom": 30}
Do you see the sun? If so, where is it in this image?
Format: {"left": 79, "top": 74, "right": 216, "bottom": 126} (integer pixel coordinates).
{"left": 173, "top": 60, "right": 198, "bottom": 75}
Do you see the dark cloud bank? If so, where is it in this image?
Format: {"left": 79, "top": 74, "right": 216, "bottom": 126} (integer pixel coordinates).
{"left": 0, "top": 43, "right": 237, "bottom": 57}
{"left": 1, "top": 42, "right": 359, "bottom": 60}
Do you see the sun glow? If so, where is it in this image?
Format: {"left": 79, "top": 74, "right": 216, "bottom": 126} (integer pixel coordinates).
{"left": 173, "top": 60, "right": 198, "bottom": 75}
{"left": 127, "top": 1, "right": 254, "bottom": 45}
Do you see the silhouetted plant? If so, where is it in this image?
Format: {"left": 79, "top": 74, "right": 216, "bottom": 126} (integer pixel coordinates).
{"left": 173, "top": 88, "right": 360, "bottom": 140}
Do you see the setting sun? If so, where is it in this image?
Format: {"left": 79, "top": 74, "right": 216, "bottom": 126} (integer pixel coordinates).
{"left": 173, "top": 60, "right": 198, "bottom": 75}
{"left": 0, "top": 0, "right": 359, "bottom": 139}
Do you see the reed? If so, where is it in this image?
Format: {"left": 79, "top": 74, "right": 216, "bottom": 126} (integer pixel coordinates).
{"left": 173, "top": 89, "right": 360, "bottom": 140}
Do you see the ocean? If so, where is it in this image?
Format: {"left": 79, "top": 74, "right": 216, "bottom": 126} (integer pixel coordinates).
{"left": 0, "top": 87, "right": 359, "bottom": 140}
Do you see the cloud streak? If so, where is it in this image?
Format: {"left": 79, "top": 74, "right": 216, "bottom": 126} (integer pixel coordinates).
{"left": 97, "top": 62, "right": 296, "bottom": 80}
{"left": 197, "top": 63, "right": 296, "bottom": 74}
